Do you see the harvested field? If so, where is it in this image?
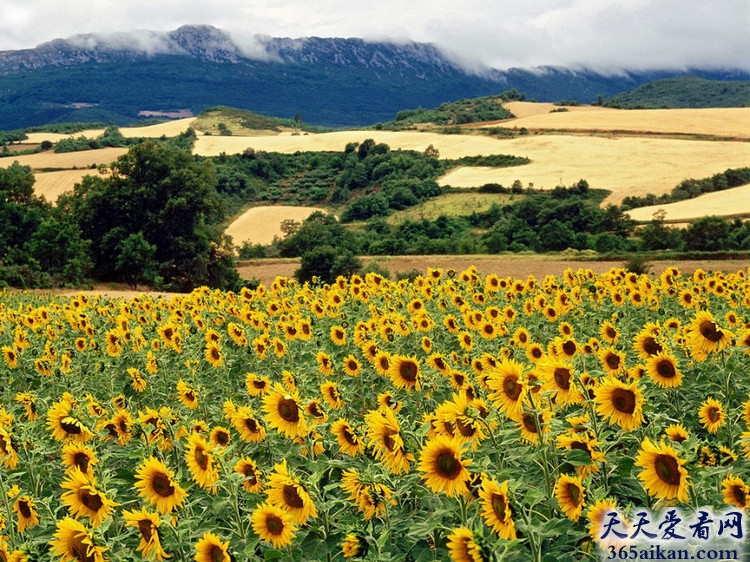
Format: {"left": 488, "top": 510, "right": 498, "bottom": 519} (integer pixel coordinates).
{"left": 238, "top": 255, "right": 750, "bottom": 287}
{"left": 224, "top": 205, "right": 327, "bottom": 246}
{"left": 495, "top": 107, "right": 750, "bottom": 139}
{"left": 437, "top": 136, "right": 750, "bottom": 205}
{"left": 193, "top": 130, "right": 509, "bottom": 159}
{"left": 626, "top": 183, "right": 750, "bottom": 222}
{"left": 0, "top": 147, "right": 128, "bottom": 170}
{"left": 33, "top": 169, "right": 97, "bottom": 202}
{"left": 23, "top": 118, "right": 198, "bottom": 144}
{"left": 502, "top": 101, "right": 617, "bottom": 118}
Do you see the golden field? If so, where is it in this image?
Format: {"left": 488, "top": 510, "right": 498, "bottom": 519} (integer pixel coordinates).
{"left": 626, "top": 183, "right": 750, "bottom": 223}
{"left": 224, "top": 206, "right": 327, "bottom": 247}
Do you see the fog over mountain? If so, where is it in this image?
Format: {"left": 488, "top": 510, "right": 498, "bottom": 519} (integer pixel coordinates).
{"left": 1, "top": 0, "right": 748, "bottom": 73}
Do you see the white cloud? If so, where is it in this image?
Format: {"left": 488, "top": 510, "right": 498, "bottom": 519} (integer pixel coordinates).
{"left": 0, "top": 0, "right": 747, "bottom": 71}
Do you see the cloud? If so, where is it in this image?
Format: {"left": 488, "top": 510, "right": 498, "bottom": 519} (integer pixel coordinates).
{"left": 0, "top": 0, "right": 747, "bottom": 72}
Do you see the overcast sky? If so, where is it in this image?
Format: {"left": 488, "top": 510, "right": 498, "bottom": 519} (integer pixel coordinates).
{"left": 1, "top": 0, "right": 748, "bottom": 72}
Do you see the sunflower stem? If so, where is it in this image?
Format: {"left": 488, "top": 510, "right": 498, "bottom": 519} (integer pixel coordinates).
{"left": 0, "top": 469, "right": 17, "bottom": 545}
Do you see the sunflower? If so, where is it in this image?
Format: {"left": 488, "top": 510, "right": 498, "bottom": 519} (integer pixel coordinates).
{"left": 266, "top": 459, "right": 317, "bottom": 525}
{"left": 234, "top": 457, "right": 263, "bottom": 493}
{"left": 417, "top": 435, "right": 471, "bottom": 497}
{"left": 539, "top": 357, "right": 583, "bottom": 405}
{"left": 61, "top": 442, "right": 98, "bottom": 477}
{"left": 204, "top": 341, "right": 224, "bottom": 368}
{"left": 342, "top": 354, "right": 362, "bottom": 377}
{"left": 633, "top": 329, "right": 664, "bottom": 360}
{"left": 479, "top": 478, "right": 516, "bottom": 540}
{"left": 594, "top": 377, "right": 644, "bottom": 432}
{"left": 305, "top": 400, "right": 328, "bottom": 425}
{"left": 556, "top": 433, "right": 605, "bottom": 478}
{"left": 388, "top": 355, "right": 422, "bottom": 391}
{"left": 554, "top": 474, "right": 586, "bottom": 521}
{"left": 645, "top": 351, "right": 683, "bottom": 388}
{"left": 635, "top": 438, "right": 690, "bottom": 502}
{"left": 122, "top": 507, "right": 170, "bottom": 561}
{"left": 176, "top": 380, "right": 199, "bottom": 410}
{"left": 365, "top": 407, "right": 414, "bottom": 475}
{"left": 13, "top": 495, "right": 39, "bottom": 532}
{"left": 230, "top": 406, "right": 266, "bottom": 443}
{"left": 446, "top": 527, "right": 484, "bottom": 562}
{"left": 331, "top": 418, "right": 365, "bottom": 457}
{"left": 128, "top": 368, "right": 147, "bottom": 393}
{"left": 698, "top": 397, "right": 725, "bottom": 434}
{"left": 46, "top": 398, "right": 94, "bottom": 443}
{"left": 485, "top": 358, "right": 528, "bottom": 420}
{"left": 684, "top": 310, "right": 733, "bottom": 361}
{"left": 99, "top": 410, "right": 133, "bottom": 445}
{"left": 50, "top": 517, "right": 107, "bottom": 562}
{"left": 330, "top": 325, "right": 347, "bottom": 346}
{"left": 664, "top": 423, "right": 689, "bottom": 443}
{"left": 373, "top": 351, "right": 391, "bottom": 376}
{"left": 245, "top": 373, "right": 271, "bottom": 396}
{"left": 321, "top": 381, "right": 345, "bottom": 410}
{"left": 184, "top": 432, "right": 219, "bottom": 490}
{"left": 60, "top": 468, "right": 118, "bottom": 528}
{"left": 194, "top": 532, "right": 230, "bottom": 562}
{"left": 251, "top": 502, "right": 298, "bottom": 549}
{"left": 14, "top": 392, "right": 38, "bottom": 421}
{"left": 517, "top": 408, "right": 552, "bottom": 444}
{"left": 341, "top": 533, "right": 367, "bottom": 559}
{"left": 721, "top": 474, "right": 748, "bottom": 508}
{"left": 209, "top": 426, "right": 231, "bottom": 448}
{"left": 262, "top": 383, "right": 307, "bottom": 439}
{"left": 598, "top": 347, "right": 626, "bottom": 375}
{"left": 134, "top": 456, "right": 187, "bottom": 514}
{"left": 0, "top": 428, "right": 18, "bottom": 470}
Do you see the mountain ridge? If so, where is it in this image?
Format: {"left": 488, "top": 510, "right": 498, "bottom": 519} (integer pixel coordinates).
{"left": 0, "top": 25, "right": 748, "bottom": 129}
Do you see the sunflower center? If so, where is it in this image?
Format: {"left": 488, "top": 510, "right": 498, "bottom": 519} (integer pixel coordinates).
{"left": 399, "top": 361, "right": 418, "bottom": 382}
{"left": 707, "top": 407, "right": 721, "bottom": 423}
{"left": 491, "top": 493, "right": 509, "bottom": 521}
{"left": 209, "top": 545, "right": 226, "bottom": 562}
{"left": 383, "top": 430, "right": 398, "bottom": 451}
{"left": 137, "top": 520, "right": 154, "bottom": 542}
{"left": 654, "top": 454, "right": 682, "bottom": 485}
{"left": 80, "top": 489, "right": 104, "bottom": 512}
{"left": 277, "top": 398, "right": 300, "bottom": 423}
{"left": 342, "top": 426, "right": 358, "bottom": 445}
{"left": 244, "top": 417, "right": 259, "bottom": 432}
{"left": 566, "top": 483, "right": 582, "bottom": 505}
{"left": 18, "top": 499, "right": 32, "bottom": 518}
{"left": 61, "top": 417, "right": 83, "bottom": 435}
{"left": 642, "top": 337, "right": 662, "bottom": 356}
{"left": 282, "top": 484, "right": 305, "bottom": 508}
{"left": 605, "top": 353, "right": 621, "bottom": 370}
{"left": 73, "top": 453, "right": 90, "bottom": 472}
{"left": 253, "top": 380, "right": 267, "bottom": 390}
{"left": 605, "top": 327, "right": 617, "bottom": 340}
{"left": 522, "top": 413, "right": 540, "bottom": 434}
{"left": 266, "top": 514, "right": 284, "bottom": 536}
{"left": 436, "top": 450, "right": 462, "bottom": 480}
{"left": 611, "top": 388, "right": 636, "bottom": 414}
{"left": 562, "top": 341, "right": 576, "bottom": 356}
{"left": 503, "top": 376, "right": 522, "bottom": 400}
{"left": 731, "top": 485, "right": 747, "bottom": 507}
{"left": 553, "top": 368, "right": 571, "bottom": 390}
{"left": 194, "top": 447, "right": 209, "bottom": 470}
{"left": 656, "top": 360, "right": 676, "bottom": 378}
{"left": 455, "top": 417, "right": 477, "bottom": 438}
{"left": 570, "top": 441, "right": 592, "bottom": 459}
{"left": 71, "top": 537, "right": 96, "bottom": 562}
{"left": 699, "top": 320, "right": 723, "bottom": 342}
{"left": 152, "top": 473, "right": 176, "bottom": 497}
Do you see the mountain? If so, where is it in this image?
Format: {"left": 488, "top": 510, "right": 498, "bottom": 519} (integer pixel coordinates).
{"left": 603, "top": 76, "right": 750, "bottom": 108}
{"left": 0, "top": 25, "right": 748, "bottom": 129}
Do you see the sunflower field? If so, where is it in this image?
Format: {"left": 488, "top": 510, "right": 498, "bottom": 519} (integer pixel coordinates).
{"left": 0, "top": 265, "right": 749, "bottom": 561}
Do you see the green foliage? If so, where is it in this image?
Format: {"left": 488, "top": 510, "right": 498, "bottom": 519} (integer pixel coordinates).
{"left": 65, "top": 141, "right": 240, "bottom": 291}
{"left": 623, "top": 255, "right": 652, "bottom": 275}
{"left": 295, "top": 245, "right": 362, "bottom": 284}
{"left": 387, "top": 96, "right": 514, "bottom": 128}
{"left": 604, "top": 76, "right": 750, "bottom": 109}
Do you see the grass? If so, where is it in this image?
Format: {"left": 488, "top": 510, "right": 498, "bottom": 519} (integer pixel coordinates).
{"left": 386, "top": 192, "right": 517, "bottom": 223}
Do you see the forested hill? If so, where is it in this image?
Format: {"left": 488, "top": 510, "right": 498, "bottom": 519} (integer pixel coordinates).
{"left": 604, "top": 76, "right": 750, "bottom": 108}
{"left": 1, "top": 25, "right": 748, "bottom": 129}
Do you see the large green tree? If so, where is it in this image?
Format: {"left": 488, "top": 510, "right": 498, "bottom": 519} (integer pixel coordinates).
{"left": 66, "top": 141, "right": 240, "bottom": 291}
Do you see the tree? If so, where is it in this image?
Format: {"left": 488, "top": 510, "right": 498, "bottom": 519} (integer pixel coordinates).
{"left": 682, "top": 216, "right": 734, "bottom": 252}
{"left": 68, "top": 141, "right": 239, "bottom": 291}
{"left": 295, "top": 245, "right": 361, "bottom": 284}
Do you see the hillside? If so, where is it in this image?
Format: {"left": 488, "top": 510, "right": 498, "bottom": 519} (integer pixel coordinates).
{"left": 1, "top": 25, "right": 749, "bottom": 129}
{"left": 604, "top": 76, "right": 750, "bottom": 108}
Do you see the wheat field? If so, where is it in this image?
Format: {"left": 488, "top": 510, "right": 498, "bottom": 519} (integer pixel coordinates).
{"left": 0, "top": 147, "right": 128, "bottom": 170}
{"left": 32, "top": 169, "right": 98, "bottom": 202}
{"left": 626, "top": 183, "right": 750, "bottom": 223}
{"left": 224, "top": 206, "right": 327, "bottom": 246}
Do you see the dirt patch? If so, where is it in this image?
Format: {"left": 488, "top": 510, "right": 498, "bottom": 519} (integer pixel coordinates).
{"left": 239, "top": 255, "right": 750, "bottom": 286}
